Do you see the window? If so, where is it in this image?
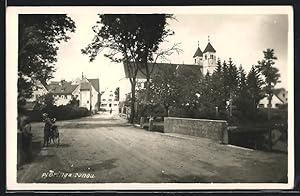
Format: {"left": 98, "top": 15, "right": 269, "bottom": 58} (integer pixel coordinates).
{"left": 275, "top": 103, "right": 280, "bottom": 108}
{"left": 108, "top": 99, "right": 112, "bottom": 101}
{"left": 101, "top": 104, "right": 107, "bottom": 107}
{"left": 282, "top": 93, "right": 285, "bottom": 97}
{"left": 205, "top": 55, "right": 207, "bottom": 60}
{"left": 87, "top": 100, "right": 89, "bottom": 104}
{"left": 109, "top": 104, "right": 112, "bottom": 107}
{"left": 110, "top": 94, "right": 113, "bottom": 97}
{"left": 114, "top": 104, "right": 118, "bottom": 106}
{"left": 210, "top": 55, "right": 214, "bottom": 59}
{"left": 258, "top": 104, "right": 264, "bottom": 108}
{"left": 195, "top": 59, "right": 196, "bottom": 63}
{"left": 102, "top": 99, "right": 106, "bottom": 101}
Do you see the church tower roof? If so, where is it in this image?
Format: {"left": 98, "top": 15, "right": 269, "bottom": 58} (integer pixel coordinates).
{"left": 203, "top": 37, "right": 216, "bottom": 53}
{"left": 193, "top": 41, "right": 203, "bottom": 58}
{"left": 203, "top": 42, "right": 216, "bottom": 53}
{"left": 193, "top": 47, "right": 203, "bottom": 58}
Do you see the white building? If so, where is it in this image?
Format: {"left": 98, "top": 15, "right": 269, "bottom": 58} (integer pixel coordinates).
{"left": 100, "top": 88, "right": 119, "bottom": 111}
{"left": 258, "top": 88, "right": 288, "bottom": 108}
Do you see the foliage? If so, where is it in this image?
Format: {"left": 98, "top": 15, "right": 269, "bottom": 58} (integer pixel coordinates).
{"left": 246, "top": 66, "right": 264, "bottom": 116}
{"left": 114, "top": 87, "right": 120, "bottom": 101}
{"left": 29, "top": 93, "right": 89, "bottom": 121}
{"left": 135, "top": 64, "right": 201, "bottom": 118}
{"left": 256, "top": 48, "right": 281, "bottom": 120}
{"left": 18, "top": 14, "right": 76, "bottom": 106}
{"left": 82, "top": 14, "right": 177, "bottom": 123}
{"left": 69, "top": 95, "right": 80, "bottom": 106}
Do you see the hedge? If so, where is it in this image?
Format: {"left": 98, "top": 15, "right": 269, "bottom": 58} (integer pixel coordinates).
{"left": 20, "top": 105, "right": 91, "bottom": 122}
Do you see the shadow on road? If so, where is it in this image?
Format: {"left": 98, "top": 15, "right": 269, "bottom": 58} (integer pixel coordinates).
{"left": 34, "top": 154, "right": 56, "bottom": 163}
{"left": 57, "top": 143, "right": 71, "bottom": 148}
{"left": 70, "top": 158, "right": 118, "bottom": 172}
{"left": 59, "top": 123, "right": 132, "bottom": 129}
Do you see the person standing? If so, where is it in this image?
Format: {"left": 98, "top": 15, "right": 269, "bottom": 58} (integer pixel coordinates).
{"left": 42, "top": 113, "right": 52, "bottom": 147}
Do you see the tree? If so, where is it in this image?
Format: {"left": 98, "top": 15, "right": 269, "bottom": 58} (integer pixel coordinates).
{"left": 114, "top": 87, "right": 120, "bottom": 101}
{"left": 235, "top": 65, "right": 249, "bottom": 118}
{"left": 210, "top": 58, "right": 226, "bottom": 111}
{"left": 256, "top": 49, "right": 281, "bottom": 120}
{"left": 149, "top": 65, "right": 179, "bottom": 117}
{"left": 69, "top": 95, "right": 79, "bottom": 106}
{"left": 247, "top": 66, "right": 264, "bottom": 116}
{"left": 18, "top": 14, "right": 76, "bottom": 106}
{"left": 82, "top": 14, "right": 178, "bottom": 123}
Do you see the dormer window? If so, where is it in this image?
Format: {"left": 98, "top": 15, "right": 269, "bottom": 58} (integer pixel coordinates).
{"left": 210, "top": 55, "right": 214, "bottom": 59}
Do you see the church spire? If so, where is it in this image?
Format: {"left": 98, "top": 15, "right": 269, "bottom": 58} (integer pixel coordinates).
{"left": 193, "top": 41, "right": 203, "bottom": 58}
{"left": 203, "top": 36, "right": 216, "bottom": 53}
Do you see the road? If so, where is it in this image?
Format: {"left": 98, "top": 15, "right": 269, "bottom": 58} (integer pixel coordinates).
{"left": 17, "top": 112, "right": 287, "bottom": 183}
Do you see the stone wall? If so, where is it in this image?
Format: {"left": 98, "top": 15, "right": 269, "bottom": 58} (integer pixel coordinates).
{"left": 164, "top": 117, "right": 228, "bottom": 143}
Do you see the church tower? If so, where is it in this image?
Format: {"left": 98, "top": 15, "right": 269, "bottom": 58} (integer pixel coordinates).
{"left": 202, "top": 36, "right": 217, "bottom": 76}
{"left": 193, "top": 41, "right": 204, "bottom": 74}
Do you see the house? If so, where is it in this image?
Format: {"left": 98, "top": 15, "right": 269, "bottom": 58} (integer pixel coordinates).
{"left": 100, "top": 88, "right": 119, "bottom": 111}
{"left": 47, "top": 76, "right": 100, "bottom": 111}
{"left": 47, "top": 80, "right": 78, "bottom": 106}
{"left": 258, "top": 88, "right": 288, "bottom": 108}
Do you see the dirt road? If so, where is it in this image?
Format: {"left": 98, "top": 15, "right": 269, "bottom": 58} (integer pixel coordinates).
{"left": 17, "top": 112, "right": 287, "bottom": 183}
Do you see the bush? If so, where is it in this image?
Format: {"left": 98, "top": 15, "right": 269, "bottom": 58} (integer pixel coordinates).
{"left": 22, "top": 105, "right": 90, "bottom": 122}
{"left": 50, "top": 105, "right": 90, "bottom": 120}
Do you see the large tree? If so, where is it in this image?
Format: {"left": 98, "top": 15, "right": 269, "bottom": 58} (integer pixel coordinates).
{"left": 82, "top": 14, "right": 178, "bottom": 123}
{"left": 256, "top": 49, "right": 281, "bottom": 120}
{"left": 18, "top": 14, "right": 76, "bottom": 106}
{"left": 246, "top": 66, "right": 264, "bottom": 115}
{"left": 235, "top": 65, "right": 249, "bottom": 117}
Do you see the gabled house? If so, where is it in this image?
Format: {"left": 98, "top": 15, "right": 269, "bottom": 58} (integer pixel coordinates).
{"left": 47, "top": 80, "right": 78, "bottom": 106}
{"left": 47, "top": 76, "right": 100, "bottom": 112}
{"left": 258, "top": 88, "right": 288, "bottom": 108}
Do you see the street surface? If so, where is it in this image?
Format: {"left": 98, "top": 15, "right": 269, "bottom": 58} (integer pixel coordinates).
{"left": 18, "top": 112, "right": 287, "bottom": 183}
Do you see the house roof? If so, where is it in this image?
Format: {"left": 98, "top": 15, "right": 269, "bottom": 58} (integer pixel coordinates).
{"left": 203, "top": 42, "right": 216, "bottom": 53}
{"left": 123, "top": 62, "right": 202, "bottom": 79}
{"left": 273, "top": 88, "right": 287, "bottom": 103}
{"left": 47, "top": 81, "right": 77, "bottom": 95}
{"left": 193, "top": 47, "right": 203, "bottom": 58}
{"left": 87, "top": 78, "right": 100, "bottom": 92}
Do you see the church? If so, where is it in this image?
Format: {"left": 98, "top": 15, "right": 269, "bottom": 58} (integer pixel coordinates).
{"left": 118, "top": 37, "right": 217, "bottom": 115}
{"left": 193, "top": 37, "right": 217, "bottom": 76}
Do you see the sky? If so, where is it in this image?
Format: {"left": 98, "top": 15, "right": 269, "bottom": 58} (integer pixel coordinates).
{"left": 52, "top": 13, "right": 289, "bottom": 90}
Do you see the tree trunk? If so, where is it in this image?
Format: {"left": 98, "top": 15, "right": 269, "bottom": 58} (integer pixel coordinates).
{"left": 129, "top": 82, "right": 136, "bottom": 124}
{"left": 267, "top": 94, "right": 272, "bottom": 120}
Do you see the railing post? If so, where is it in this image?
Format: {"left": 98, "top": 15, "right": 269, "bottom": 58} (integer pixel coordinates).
{"left": 140, "top": 117, "right": 145, "bottom": 128}
{"left": 149, "top": 117, "right": 154, "bottom": 131}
